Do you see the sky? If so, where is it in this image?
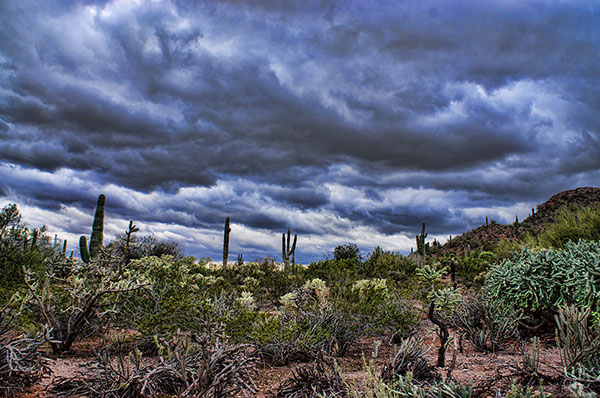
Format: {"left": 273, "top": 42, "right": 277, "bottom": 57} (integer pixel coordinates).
{"left": 1, "top": 0, "right": 599, "bottom": 263}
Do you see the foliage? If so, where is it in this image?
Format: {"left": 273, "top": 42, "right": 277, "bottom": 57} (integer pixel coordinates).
{"left": 277, "top": 357, "right": 347, "bottom": 398}
{"left": 451, "top": 293, "right": 521, "bottom": 353}
{"left": 122, "top": 255, "right": 217, "bottom": 336}
{"left": 417, "top": 262, "right": 459, "bottom": 367}
{"left": 337, "top": 278, "right": 417, "bottom": 336}
{"left": 362, "top": 247, "right": 417, "bottom": 281}
{"left": 341, "top": 359, "right": 473, "bottom": 398}
{"left": 111, "top": 233, "right": 185, "bottom": 265}
{"left": 555, "top": 305, "right": 600, "bottom": 389}
{"left": 222, "top": 258, "right": 302, "bottom": 304}
{"left": 52, "top": 331, "right": 257, "bottom": 398}
{"left": 0, "top": 203, "right": 52, "bottom": 304}
{"left": 456, "top": 251, "right": 496, "bottom": 286}
{"left": 334, "top": 243, "right": 362, "bottom": 262}
{"left": 538, "top": 204, "right": 600, "bottom": 249}
{"left": 250, "top": 288, "right": 359, "bottom": 365}
{"left": 484, "top": 241, "right": 600, "bottom": 316}
{"left": 504, "top": 382, "right": 548, "bottom": 398}
{"left": 0, "top": 302, "right": 49, "bottom": 397}
{"left": 381, "top": 336, "right": 434, "bottom": 382}
{"left": 24, "top": 249, "right": 146, "bottom": 353}
{"left": 305, "top": 258, "right": 361, "bottom": 283}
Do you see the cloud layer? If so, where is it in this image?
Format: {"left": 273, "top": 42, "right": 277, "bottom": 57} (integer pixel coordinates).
{"left": 1, "top": 0, "right": 599, "bottom": 262}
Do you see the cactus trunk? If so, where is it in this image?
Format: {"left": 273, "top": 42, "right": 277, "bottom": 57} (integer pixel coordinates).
{"left": 223, "top": 217, "right": 231, "bottom": 271}
{"left": 89, "top": 194, "right": 105, "bottom": 259}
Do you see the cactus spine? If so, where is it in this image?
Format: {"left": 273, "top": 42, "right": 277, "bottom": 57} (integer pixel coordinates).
{"left": 79, "top": 194, "right": 105, "bottom": 264}
{"left": 282, "top": 228, "right": 297, "bottom": 273}
{"left": 223, "top": 217, "right": 231, "bottom": 271}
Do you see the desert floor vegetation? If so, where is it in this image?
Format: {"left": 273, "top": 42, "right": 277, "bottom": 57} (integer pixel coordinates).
{"left": 3, "top": 189, "right": 600, "bottom": 397}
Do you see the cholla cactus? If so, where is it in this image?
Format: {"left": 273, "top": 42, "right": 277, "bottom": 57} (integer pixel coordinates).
{"left": 279, "top": 292, "right": 298, "bottom": 310}
{"left": 351, "top": 278, "right": 389, "bottom": 301}
{"left": 24, "top": 249, "right": 147, "bottom": 354}
{"left": 237, "top": 291, "right": 256, "bottom": 311}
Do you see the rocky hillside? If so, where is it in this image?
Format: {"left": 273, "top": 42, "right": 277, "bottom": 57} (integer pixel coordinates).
{"left": 439, "top": 187, "right": 600, "bottom": 256}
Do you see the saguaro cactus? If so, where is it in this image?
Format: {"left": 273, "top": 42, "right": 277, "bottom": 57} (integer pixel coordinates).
{"left": 237, "top": 253, "right": 244, "bottom": 266}
{"left": 79, "top": 194, "right": 105, "bottom": 264}
{"left": 415, "top": 222, "right": 429, "bottom": 263}
{"left": 223, "top": 217, "right": 231, "bottom": 271}
{"left": 282, "top": 228, "right": 297, "bottom": 273}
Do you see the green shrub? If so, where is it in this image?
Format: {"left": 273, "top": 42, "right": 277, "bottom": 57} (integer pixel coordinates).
{"left": 456, "top": 251, "right": 495, "bottom": 286}
{"left": 538, "top": 205, "right": 600, "bottom": 249}
{"left": 305, "top": 258, "right": 361, "bottom": 283}
{"left": 334, "top": 243, "right": 362, "bottom": 262}
{"left": 122, "top": 255, "right": 217, "bottom": 336}
{"left": 362, "top": 247, "right": 417, "bottom": 281}
{"left": 250, "top": 288, "right": 359, "bottom": 364}
{"left": 337, "top": 278, "right": 417, "bottom": 336}
{"left": 555, "top": 305, "right": 600, "bottom": 389}
{"left": 0, "top": 204, "right": 53, "bottom": 304}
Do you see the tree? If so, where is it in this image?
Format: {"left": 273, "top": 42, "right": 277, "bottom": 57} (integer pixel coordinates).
{"left": 333, "top": 243, "right": 361, "bottom": 262}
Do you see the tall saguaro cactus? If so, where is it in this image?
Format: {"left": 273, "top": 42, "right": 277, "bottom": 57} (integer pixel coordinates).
{"left": 416, "top": 222, "right": 429, "bottom": 264}
{"left": 282, "top": 228, "right": 297, "bottom": 273}
{"left": 223, "top": 217, "right": 231, "bottom": 271}
{"left": 79, "top": 194, "right": 105, "bottom": 264}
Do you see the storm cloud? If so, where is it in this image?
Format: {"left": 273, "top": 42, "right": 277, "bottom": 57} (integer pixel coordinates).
{"left": 1, "top": 0, "right": 599, "bottom": 262}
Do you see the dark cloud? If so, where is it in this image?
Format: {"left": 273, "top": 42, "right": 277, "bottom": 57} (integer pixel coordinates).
{"left": 0, "top": 0, "right": 599, "bottom": 262}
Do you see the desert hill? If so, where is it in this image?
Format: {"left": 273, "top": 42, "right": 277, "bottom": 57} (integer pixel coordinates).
{"left": 438, "top": 186, "right": 600, "bottom": 256}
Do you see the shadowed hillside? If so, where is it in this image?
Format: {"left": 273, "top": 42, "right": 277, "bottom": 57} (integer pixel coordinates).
{"left": 439, "top": 187, "right": 600, "bottom": 256}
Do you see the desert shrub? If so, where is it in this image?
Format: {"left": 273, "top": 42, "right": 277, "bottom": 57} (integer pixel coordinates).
{"left": 456, "top": 251, "right": 496, "bottom": 286}
{"left": 555, "top": 306, "right": 600, "bottom": 392}
{"left": 220, "top": 259, "right": 302, "bottom": 304}
{"left": 504, "top": 382, "right": 548, "bottom": 398}
{"left": 305, "top": 258, "right": 361, "bottom": 284}
{"left": 0, "top": 204, "right": 53, "bottom": 304}
{"left": 24, "top": 249, "right": 146, "bottom": 353}
{"left": 211, "top": 291, "right": 262, "bottom": 341}
{"left": 381, "top": 336, "right": 435, "bottom": 382}
{"left": 362, "top": 247, "right": 417, "bottom": 281}
{"left": 0, "top": 303, "right": 49, "bottom": 397}
{"left": 53, "top": 331, "right": 257, "bottom": 398}
{"left": 342, "top": 360, "right": 473, "bottom": 398}
{"left": 451, "top": 292, "right": 521, "bottom": 353}
{"left": 250, "top": 287, "right": 359, "bottom": 364}
{"left": 121, "top": 255, "right": 220, "bottom": 336}
{"left": 538, "top": 204, "right": 600, "bottom": 249}
{"left": 484, "top": 241, "right": 600, "bottom": 319}
{"left": 337, "top": 278, "right": 417, "bottom": 336}
{"left": 277, "top": 357, "right": 347, "bottom": 398}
